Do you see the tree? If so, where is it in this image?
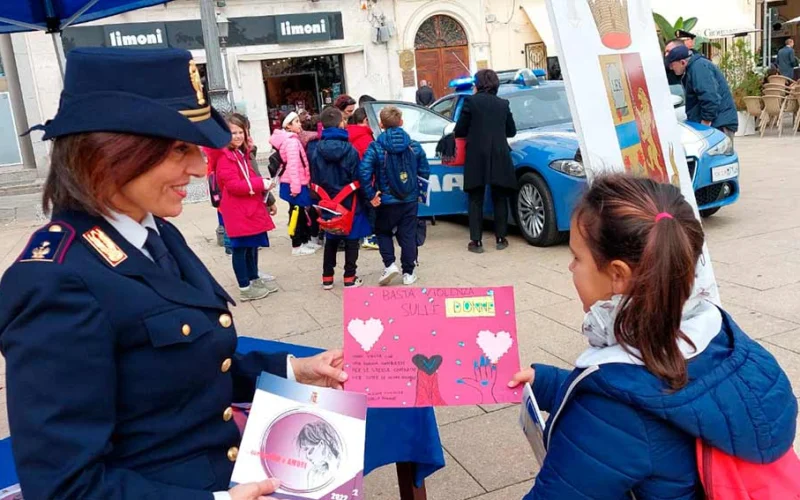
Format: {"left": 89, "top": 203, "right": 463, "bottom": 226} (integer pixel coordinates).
{"left": 652, "top": 13, "right": 710, "bottom": 51}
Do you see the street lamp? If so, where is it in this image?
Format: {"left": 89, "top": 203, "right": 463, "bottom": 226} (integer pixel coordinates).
{"left": 215, "top": 11, "right": 234, "bottom": 111}
{"left": 199, "top": 0, "right": 232, "bottom": 114}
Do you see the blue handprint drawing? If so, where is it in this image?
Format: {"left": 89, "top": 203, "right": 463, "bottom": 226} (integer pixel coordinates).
{"left": 456, "top": 356, "right": 498, "bottom": 404}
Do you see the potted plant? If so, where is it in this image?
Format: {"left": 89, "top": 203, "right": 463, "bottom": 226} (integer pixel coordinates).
{"left": 719, "top": 38, "right": 763, "bottom": 136}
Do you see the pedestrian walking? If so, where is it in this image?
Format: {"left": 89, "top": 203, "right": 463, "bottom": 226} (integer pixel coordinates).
{"left": 667, "top": 45, "right": 738, "bottom": 140}
{"left": 0, "top": 46, "right": 348, "bottom": 499}
{"left": 215, "top": 113, "right": 279, "bottom": 302}
{"left": 777, "top": 39, "right": 798, "bottom": 80}
{"left": 310, "top": 107, "right": 372, "bottom": 289}
{"left": 454, "top": 69, "right": 517, "bottom": 253}
{"left": 271, "top": 112, "right": 320, "bottom": 256}
{"left": 509, "top": 174, "right": 797, "bottom": 499}
{"left": 416, "top": 80, "right": 436, "bottom": 107}
{"left": 359, "top": 106, "right": 430, "bottom": 286}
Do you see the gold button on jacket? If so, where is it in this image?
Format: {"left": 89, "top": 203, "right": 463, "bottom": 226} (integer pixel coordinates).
{"left": 221, "top": 358, "right": 232, "bottom": 373}
{"left": 181, "top": 324, "right": 191, "bottom": 336}
{"left": 223, "top": 407, "right": 233, "bottom": 422}
{"left": 227, "top": 446, "right": 238, "bottom": 462}
{"left": 218, "top": 314, "right": 232, "bottom": 328}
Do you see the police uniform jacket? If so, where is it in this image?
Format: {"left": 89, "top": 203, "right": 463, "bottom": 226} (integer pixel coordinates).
{"left": 0, "top": 209, "right": 289, "bottom": 499}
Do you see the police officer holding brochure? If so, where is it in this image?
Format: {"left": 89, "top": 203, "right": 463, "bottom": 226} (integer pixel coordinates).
{"left": 0, "top": 47, "right": 348, "bottom": 500}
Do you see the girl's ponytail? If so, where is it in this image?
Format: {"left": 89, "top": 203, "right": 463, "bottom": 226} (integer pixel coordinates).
{"left": 575, "top": 175, "right": 705, "bottom": 390}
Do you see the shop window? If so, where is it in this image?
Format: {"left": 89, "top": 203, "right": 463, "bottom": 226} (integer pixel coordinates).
{"left": 262, "top": 54, "right": 346, "bottom": 131}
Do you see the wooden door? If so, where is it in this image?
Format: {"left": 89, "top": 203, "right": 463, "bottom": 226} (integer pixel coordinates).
{"left": 415, "top": 45, "right": 470, "bottom": 102}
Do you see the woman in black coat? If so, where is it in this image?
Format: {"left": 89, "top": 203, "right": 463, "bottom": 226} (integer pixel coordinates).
{"left": 454, "top": 69, "right": 517, "bottom": 253}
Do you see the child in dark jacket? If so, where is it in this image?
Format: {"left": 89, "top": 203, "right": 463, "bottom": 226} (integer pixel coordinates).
{"left": 509, "top": 175, "right": 797, "bottom": 499}
{"left": 310, "top": 107, "right": 372, "bottom": 289}
{"left": 359, "top": 106, "right": 430, "bottom": 286}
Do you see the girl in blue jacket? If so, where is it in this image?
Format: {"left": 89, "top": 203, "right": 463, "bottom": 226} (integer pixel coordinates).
{"left": 510, "top": 174, "right": 797, "bottom": 499}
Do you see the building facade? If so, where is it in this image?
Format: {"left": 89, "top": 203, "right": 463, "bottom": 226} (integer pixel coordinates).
{"left": 0, "top": 0, "right": 757, "bottom": 179}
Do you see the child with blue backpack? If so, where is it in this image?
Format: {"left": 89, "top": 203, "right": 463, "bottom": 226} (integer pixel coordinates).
{"left": 309, "top": 107, "right": 372, "bottom": 290}
{"left": 509, "top": 174, "right": 798, "bottom": 499}
{"left": 359, "top": 106, "right": 430, "bottom": 286}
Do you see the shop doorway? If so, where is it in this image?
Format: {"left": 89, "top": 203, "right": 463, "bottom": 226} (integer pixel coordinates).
{"left": 414, "top": 15, "right": 470, "bottom": 101}
{"left": 262, "top": 55, "right": 346, "bottom": 132}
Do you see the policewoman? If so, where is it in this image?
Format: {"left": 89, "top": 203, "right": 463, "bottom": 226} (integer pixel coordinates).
{"left": 0, "top": 48, "right": 348, "bottom": 499}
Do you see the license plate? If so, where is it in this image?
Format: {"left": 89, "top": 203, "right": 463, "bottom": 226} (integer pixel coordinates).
{"left": 711, "top": 163, "right": 739, "bottom": 182}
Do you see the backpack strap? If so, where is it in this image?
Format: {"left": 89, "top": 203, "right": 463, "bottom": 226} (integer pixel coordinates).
{"left": 332, "top": 182, "right": 361, "bottom": 204}
{"left": 309, "top": 183, "right": 332, "bottom": 201}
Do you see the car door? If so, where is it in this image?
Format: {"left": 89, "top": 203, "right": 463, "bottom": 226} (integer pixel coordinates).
{"left": 362, "top": 101, "right": 469, "bottom": 217}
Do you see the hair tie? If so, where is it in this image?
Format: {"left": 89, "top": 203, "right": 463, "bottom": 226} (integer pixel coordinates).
{"left": 655, "top": 212, "right": 674, "bottom": 223}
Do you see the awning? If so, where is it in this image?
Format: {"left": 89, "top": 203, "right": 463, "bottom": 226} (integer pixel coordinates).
{"left": 519, "top": 0, "right": 557, "bottom": 57}
{"left": 652, "top": 1, "right": 755, "bottom": 39}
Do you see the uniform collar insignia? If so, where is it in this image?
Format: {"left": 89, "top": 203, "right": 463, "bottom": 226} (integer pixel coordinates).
{"left": 83, "top": 226, "right": 128, "bottom": 267}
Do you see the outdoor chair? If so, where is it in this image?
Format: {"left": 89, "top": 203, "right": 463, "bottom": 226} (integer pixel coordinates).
{"left": 762, "top": 83, "right": 790, "bottom": 97}
{"left": 768, "top": 74, "right": 795, "bottom": 86}
{"left": 780, "top": 95, "right": 798, "bottom": 137}
{"left": 743, "top": 96, "right": 765, "bottom": 130}
{"left": 760, "top": 95, "right": 786, "bottom": 137}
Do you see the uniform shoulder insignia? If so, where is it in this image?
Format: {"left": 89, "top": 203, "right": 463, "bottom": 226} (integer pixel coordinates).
{"left": 18, "top": 222, "right": 75, "bottom": 264}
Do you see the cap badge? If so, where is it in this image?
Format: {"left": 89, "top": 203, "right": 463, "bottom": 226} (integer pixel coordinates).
{"left": 189, "top": 60, "right": 207, "bottom": 107}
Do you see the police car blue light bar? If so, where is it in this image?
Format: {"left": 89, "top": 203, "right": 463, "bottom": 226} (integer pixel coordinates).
{"left": 448, "top": 76, "right": 475, "bottom": 90}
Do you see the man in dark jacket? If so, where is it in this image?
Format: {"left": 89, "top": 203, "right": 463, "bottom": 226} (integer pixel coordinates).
{"left": 415, "top": 80, "right": 435, "bottom": 107}
{"left": 454, "top": 69, "right": 517, "bottom": 253}
{"left": 777, "top": 39, "right": 798, "bottom": 79}
{"left": 667, "top": 45, "right": 738, "bottom": 139}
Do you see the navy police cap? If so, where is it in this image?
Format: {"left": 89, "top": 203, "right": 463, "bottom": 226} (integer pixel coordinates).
{"left": 34, "top": 47, "right": 231, "bottom": 148}
{"left": 666, "top": 45, "right": 691, "bottom": 65}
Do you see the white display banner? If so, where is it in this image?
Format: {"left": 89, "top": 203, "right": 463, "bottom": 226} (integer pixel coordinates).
{"left": 545, "top": 0, "right": 720, "bottom": 305}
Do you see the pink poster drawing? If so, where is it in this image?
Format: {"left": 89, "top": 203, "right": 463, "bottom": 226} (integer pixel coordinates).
{"left": 343, "top": 286, "right": 522, "bottom": 408}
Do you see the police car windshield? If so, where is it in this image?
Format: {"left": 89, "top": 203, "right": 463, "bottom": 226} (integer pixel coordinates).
{"left": 505, "top": 87, "right": 572, "bottom": 130}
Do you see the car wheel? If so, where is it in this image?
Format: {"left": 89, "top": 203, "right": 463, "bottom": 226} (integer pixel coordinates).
{"left": 700, "top": 207, "right": 720, "bottom": 218}
{"left": 516, "top": 173, "right": 561, "bottom": 247}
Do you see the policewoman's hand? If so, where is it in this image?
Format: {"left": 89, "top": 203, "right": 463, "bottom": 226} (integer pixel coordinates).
{"left": 229, "top": 478, "right": 280, "bottom": 500}
{"left": 290, "top": 349, "right": 348, "bottom": 390}
{"left": 508, "top": 367, "right": 535, "bottom": 388}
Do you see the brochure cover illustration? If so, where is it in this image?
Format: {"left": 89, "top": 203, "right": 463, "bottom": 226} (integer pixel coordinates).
{"left": 231, "top": 373, "right": 367, "bottom": 499}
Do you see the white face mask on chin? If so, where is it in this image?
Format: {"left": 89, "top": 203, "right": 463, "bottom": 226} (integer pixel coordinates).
{"left": 581, "top": 295, "right": 625, "bottom": 348}
{"left": 576, "top": 295, "right": 724, "bottom": 368}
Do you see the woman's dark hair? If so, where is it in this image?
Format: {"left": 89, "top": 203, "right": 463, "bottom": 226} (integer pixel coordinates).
{"left": 574, "top": 174, "right": 705, "bottom": 390}
{"left": 474, "top": 69, "right": 500, "bottom": 95}
{"left": 334, "top": 94, "right": 356, "bottom": 111}
{"left": 296, "top": 421, "right": 341, "bottom": 460}
{"left": 358, "top": 95, "right": 376, "bottom": 107}
{"left": 43, "top": 133, "right": 174, "bottom": 217}
{"left": 352, "top": 108, "right": 368, "bottom": 125}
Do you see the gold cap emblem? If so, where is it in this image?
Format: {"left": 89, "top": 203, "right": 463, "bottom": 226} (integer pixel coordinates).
{"left": 189, "top": 60, "right": 207, "bottom": 106}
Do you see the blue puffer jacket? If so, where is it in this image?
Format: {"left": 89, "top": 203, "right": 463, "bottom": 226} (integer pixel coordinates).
{"left": 524, "top": 306, "right": 797, "bottom": 499}
{"left": 684, "top": 53, "right": 739, "bottom": 132}
{"left": 309, "top": 127, "right": 372, "bottom": 240}
{"left": 358, "top": 127, "right": 430, "bottom": 205}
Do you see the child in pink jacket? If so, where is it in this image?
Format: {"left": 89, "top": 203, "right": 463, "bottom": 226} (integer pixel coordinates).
{"left": 270, "top": 112, "right": 319, "bottom": 256}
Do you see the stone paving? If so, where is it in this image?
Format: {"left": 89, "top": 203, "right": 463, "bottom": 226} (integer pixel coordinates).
{"left": 0, "top": 135, "right": 799, "bottom": 498}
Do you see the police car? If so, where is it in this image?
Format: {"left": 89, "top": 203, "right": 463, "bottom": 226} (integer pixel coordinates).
{"left": 360, "top": 69, "right": 740, "bottom": 247}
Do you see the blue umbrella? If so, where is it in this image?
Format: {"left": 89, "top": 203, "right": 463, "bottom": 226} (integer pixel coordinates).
{"left": 0, "top": 0, "right": 174, "bottom": 75}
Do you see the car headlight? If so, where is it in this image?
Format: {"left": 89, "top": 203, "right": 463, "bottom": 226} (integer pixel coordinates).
{"left": 707, "top": 136, "right": 734, "bottom": 156}
{"left": 549, "top": 160, "right": 586, "bottom": 178}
